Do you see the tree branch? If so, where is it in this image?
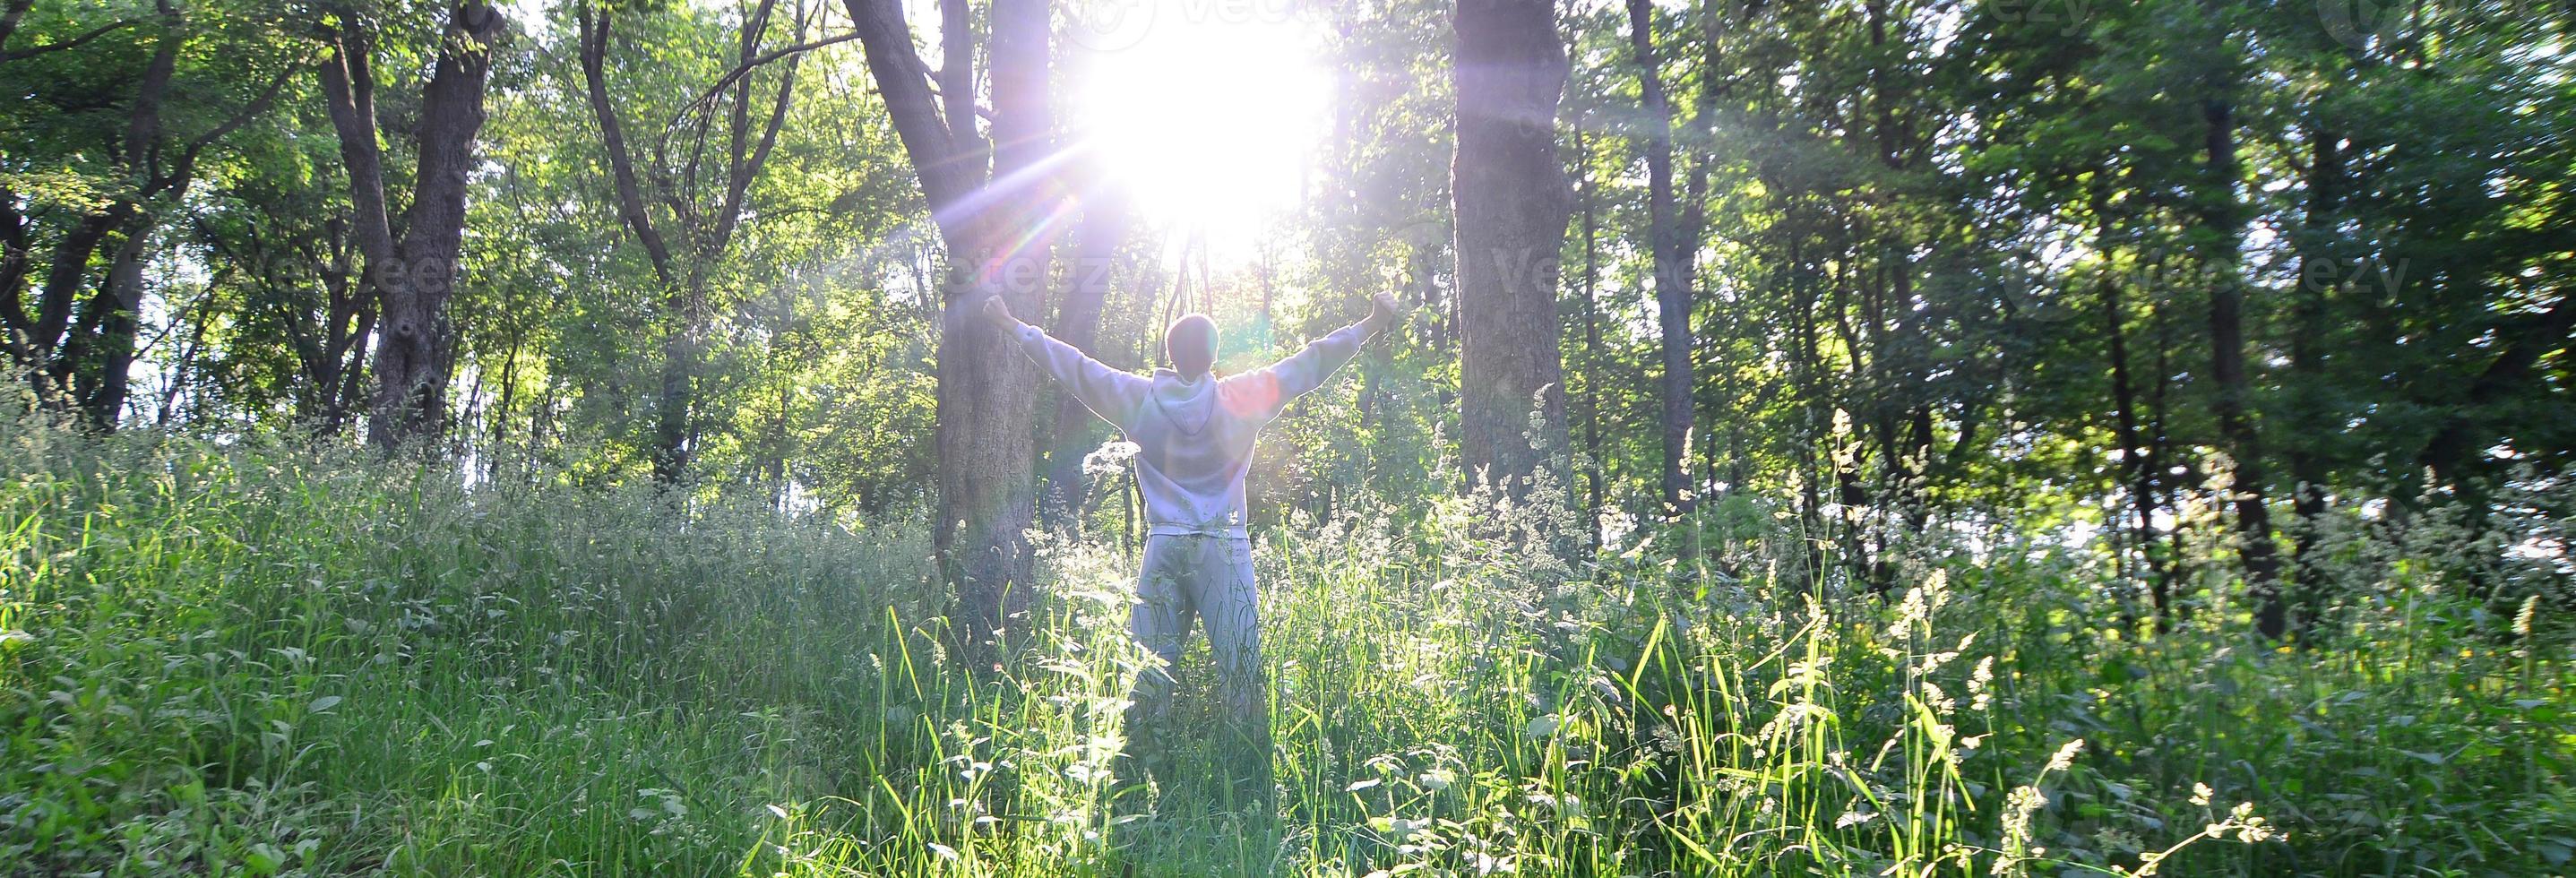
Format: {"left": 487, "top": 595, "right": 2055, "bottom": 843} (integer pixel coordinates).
{"left": 712, "top": 16, "right": 801, "bottom": 262}
{"left": 845, "top": 0, "right": 971, "bottom": 214}
{"left": 661, "top": 27, "right": 855, "bottom": 133}
{"left": 578, "top": 2, "right": 676, "bottom": 282}
{"left": 165, "top": 64, "right": 297, "bottom": 194}
{"left": 319, "top": 22, "right": 398, "bottom": 295}
{"left": 0, "top": 18, "right": 135, "bottom": 63}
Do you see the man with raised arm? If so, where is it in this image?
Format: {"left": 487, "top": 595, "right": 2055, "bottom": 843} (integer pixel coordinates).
{"left": 982, "top": 290, "right": 1400, "bottom": 813}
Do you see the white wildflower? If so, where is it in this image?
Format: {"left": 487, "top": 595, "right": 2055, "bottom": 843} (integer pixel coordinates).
{"left": 2045, "top": 738, "right": 2084, "bottom": 773}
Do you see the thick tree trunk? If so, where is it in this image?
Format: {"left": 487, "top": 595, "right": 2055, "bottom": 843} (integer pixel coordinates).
{"left": 23, "top": 211, "right": 120, "bottom": 404}
{"left": 849, "top": 0, "right": 1059, "bottom": 661}
{"left": 936, "top": 0, "right": 1058, "bottom": 654}
{"left": 354, "top": 1, "right": 504, "bottom": 451}
{"left": 1452, "top": 0, "right": 1571, "bottom": 501}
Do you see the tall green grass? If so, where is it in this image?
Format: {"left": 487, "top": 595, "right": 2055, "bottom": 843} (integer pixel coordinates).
{"left": 2, "top": 419, "right": 2566, "bottom": 875}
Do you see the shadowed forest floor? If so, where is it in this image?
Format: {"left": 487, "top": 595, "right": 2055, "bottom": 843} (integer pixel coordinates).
{"left": 4, "top": 422, "right": 2570, "bottom": 876}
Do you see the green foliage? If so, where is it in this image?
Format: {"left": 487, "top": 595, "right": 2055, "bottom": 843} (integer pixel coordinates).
{"left": 5, "top": 415, "right": 2567, "bottom": 875}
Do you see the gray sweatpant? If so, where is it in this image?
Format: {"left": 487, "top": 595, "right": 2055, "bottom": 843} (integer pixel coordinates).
{"left": 1121, "top": 532, "right": 1272, "bottom": 805}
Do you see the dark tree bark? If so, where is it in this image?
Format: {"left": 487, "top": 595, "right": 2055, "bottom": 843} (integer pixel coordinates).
{"left": 0, "top": 0, "right": 30, "bottom": 56}
{"left": 71, "top": 228, "right": 149, "bottom": 423}
{"left": 2199, "top": 85, "right": 2287, "bottom": 639}
{"left": 0, "top": 184, "right": 29, "bottom": 347}
{"left": 319, "top": 1, "right": 504, "bottom": 451}
{"left": 2287, "top": 121, "right": 2342, "bottom": 628}
{"left": 1452, "top": 0, "right": 1572, "bottom": 501}
{"left": 312, "top": 220, "right": 378, "bottom": 429}
{"left": 82, "top": 68, "right": 289, "bottom": 427}
{"left": 26, "top": 210, "right": 123, "bottom": 409}
{"left": 1684, "top": 0, "right": 1732, "bottom": 515}
{"left": 1627, "top": 0, "right": 1697, "bottom": 546}
{"left": 849, "top": 0, "right": 1066, "bottom": 661}
{"left": 375, "top": 1, "right": 500, "bottom": 449}
{"left": 11, "top": 0, "right": 174, "bottom": 416}
{"left": 2105, "top": 262, "right": 2167, "bottom": 625}
{"left": 2147, "top": 298, "right": 2188, "bottom": 598}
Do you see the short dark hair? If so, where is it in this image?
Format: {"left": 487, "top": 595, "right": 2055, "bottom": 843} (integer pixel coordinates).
{"left": 1166, "top": 314, "right": 1217, "bottom": 378}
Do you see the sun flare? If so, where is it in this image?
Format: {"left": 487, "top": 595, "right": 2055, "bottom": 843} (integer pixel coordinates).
{"left": 1072, "top": 0, "right": 1332, "bottom": 248}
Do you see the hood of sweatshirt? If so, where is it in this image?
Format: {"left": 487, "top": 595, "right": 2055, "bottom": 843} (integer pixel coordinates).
{"left": 1148, "top": 368, "right": 1214, "bottom": 436}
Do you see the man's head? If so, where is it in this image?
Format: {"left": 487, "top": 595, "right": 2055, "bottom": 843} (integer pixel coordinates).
{"left": 1166, "top": 314, "right": 1218, "bottom": 379}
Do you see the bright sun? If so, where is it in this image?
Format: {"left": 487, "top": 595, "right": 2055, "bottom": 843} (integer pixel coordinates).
{"left": 1071, "top": 1, "right": 1332, "bottom": 248}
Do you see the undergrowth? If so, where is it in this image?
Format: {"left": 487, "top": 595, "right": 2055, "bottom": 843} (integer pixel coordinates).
{"left": 2, "top": 419, "right": 2568, "bottom": 875}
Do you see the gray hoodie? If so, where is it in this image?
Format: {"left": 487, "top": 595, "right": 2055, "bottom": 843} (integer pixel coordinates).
{"left": 1012, "top": 319, "right": 1377, "bottom": 535}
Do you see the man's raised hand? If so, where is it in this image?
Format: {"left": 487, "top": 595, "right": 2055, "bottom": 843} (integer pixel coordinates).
{"left": 1367, "top": 290, "right": 1401, "bottom": 329}
{"left": 981, "top": 295, "right": 1016, "bottom": 329}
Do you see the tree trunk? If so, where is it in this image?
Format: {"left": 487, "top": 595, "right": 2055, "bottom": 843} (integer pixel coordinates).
{"left": 1452, "top": 0, "right": 1571, "bottom": 502}
{"left": 16, "top": 0, "right": 261, "bottom": 428}
{"left": 1039, "top": 169, "right": 1129, "bottom": 529}
{"left": 23, "top": 211, "right": 121, "bottom": 405}
{"left": 73, "top": 37, "right": 287, "bottom": 428}
{"left": 581, "top": 0, "right": 801, "bottom": 482}
{"left": 1574, "top": 125, "right": 1605, "bottom": 552}
{"left": 2105, "top": 268, "right": 2167, "bottom": 626}
{"left": 0, "top": 0, "right": 29, "bottom": 56}
{"left": 357, "top": 1, "right": 504, "bottom": 452}
{"left": 2287, "top": 122, "right": 2341, "bottom": 631}
{"left": 1627, "top": 0, "right": 1696, "bottom": 548}
{"left": 13, "top": 0, "right": 175, "bottom": 415}
{"left": 2200, "top": 90, "right": 2287, "bottom": 639}
{"left": 2147, "top": 304, "right": 2187, "bottom": 598}
{"left": 0, "top": 184, "right": 30, "bottom": 360}
{"left": 849, "top": 0, "right": 1062, "bottom": 661}
{"left": 72, "top": 223, "right": 151, "bottom": 425}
